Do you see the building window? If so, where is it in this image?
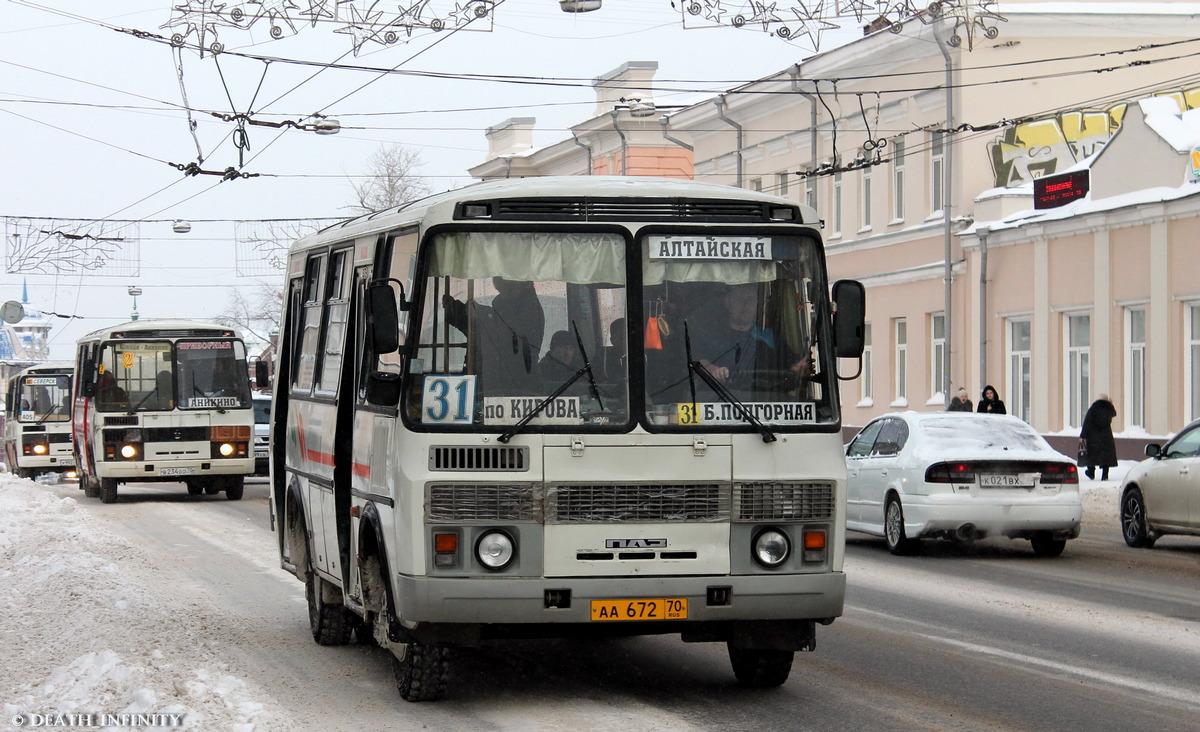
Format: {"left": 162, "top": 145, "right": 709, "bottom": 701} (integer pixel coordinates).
{"left": 860, "top": 322, "right": 873, "bottom": 402}
{"left": 861, "top": 168, "right": 873, "bottom": 230}
{"left": 1189, "top": 304, "right": 1200, "bottom": 422}
{"left": 1009, "top": 319, "right": 1032, "bottom": 423}
{"left": 750, "top": 177, "right": 762, "bottom": 192}
{"left": 805, "top": 177, "right": 816, "bottom": 210}
{"left": 892, "top": 137, "right": 905, "bottom": 221}
{"left": 930, "top": 131, "right": 945, "bottom": 215}
{"left": 832, "top": 173, "right": 843, "bottom": 237}
{"left": 894, "top": 318, "right": 907, "bottom": 403}
{"left": 1126, "top": 307, "right": 1146, "bottom": 428}
{"left": 1066, "top": 313, "right": 1091, "bottom": 428}
{"left": 930, "top": 312, "right": 946, "bottom": 399}
{"left": 777, "top": 172, "right": 789, "bottom": 197}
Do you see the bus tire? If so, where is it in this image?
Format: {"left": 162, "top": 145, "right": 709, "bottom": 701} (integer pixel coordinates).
{"left": 392, "top": 643, "right": 450, "bottom": 702}
{"left": 224, "top": 476, "right": 245, "bottom": 501}
{"left": 99, "top": 478, "right": 119, "bottom": 504}
{"left": 204, "top": 480, "right": 221, "bottom": 495}
{"left": 305, "top": 569, "right": 353, "bottom": 646}
{"left": 727, "top": 645, "right": 794, "bottom": 688}
{"left": 186, "top": 480, "right": 203, "bottom": 496}
{"left": 83, "top": 477, "right": 100, "bottom": 498}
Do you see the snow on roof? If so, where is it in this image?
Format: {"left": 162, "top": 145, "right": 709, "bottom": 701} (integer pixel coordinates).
{"left": 1140, "top": 97, "right": 1200, "bottom": 152}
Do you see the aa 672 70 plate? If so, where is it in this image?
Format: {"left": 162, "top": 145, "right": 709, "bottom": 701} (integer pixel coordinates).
{"left": 590, "top": 598, "right": 688, "bottom": 621}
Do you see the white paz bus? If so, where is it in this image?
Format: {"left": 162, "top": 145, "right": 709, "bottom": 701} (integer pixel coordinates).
{"left": 4, "top": 361, "right": 76, "bottom": 479}
{"left": 269, "top": 176, "right": 865, "bottom": 701}
{"left": 72, "top": 319, "right": 255, "bottom": 503}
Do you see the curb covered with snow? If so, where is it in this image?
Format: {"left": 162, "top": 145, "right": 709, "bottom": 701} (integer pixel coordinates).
{"left": 0, "top": 478, "right": 286, "bottom": 730}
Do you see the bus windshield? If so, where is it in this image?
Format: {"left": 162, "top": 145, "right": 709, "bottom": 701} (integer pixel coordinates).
{"left": 408, "top": 230, "right": 628, "bottom": 429}
{"left": 641, "top": 232, "right": 836, "bottom": 428}
{"left": 17, "top": 374, "right": 71, "bottom": 422}
{"left": 96, "top": 339, "right": 249, "bottom": 412}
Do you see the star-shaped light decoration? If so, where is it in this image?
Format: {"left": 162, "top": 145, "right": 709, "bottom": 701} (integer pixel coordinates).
{"left": 246, "top": 0, "right": 301, "bottom": 40}
{"left": 937, "top": 0, "right": 1006, "bottom": 50}
{"left": 160, "top": 0, "right": 239, "bottom": 55}
{"left": 333, "top": 1, "right": 387, "bottom": 53}
{"left": 785, "top": 0, "right": 840, "bottom": 49}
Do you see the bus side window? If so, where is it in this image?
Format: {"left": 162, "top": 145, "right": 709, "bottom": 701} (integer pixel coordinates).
{"left": 293, "top": 256, "right": 323, "bottom": 393}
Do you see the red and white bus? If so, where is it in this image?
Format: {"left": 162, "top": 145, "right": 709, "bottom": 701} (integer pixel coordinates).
{"left": 72, "top": 319, "right": 255, "bottom": 503}
{"left": 269, "top": 176, "right": 865, "bottom": 700}
{"left": 4, "top": 361, "right": 76, "bottom": 479}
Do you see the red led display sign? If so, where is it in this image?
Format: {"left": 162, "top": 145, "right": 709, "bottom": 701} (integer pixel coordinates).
{"left": 1033, "top": 170, "right": 1090, "bottom": 209}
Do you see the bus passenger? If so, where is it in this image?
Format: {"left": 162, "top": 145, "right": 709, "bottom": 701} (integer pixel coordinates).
{"left": 443, "top": 277, "right": 545, "bottom": 395}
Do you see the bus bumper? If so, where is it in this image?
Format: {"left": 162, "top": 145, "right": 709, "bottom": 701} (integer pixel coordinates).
{"left": 392, "top": 571, "right": 845, "bottom": 628}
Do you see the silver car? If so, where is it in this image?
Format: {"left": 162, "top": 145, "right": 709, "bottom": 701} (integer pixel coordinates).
{"left": 1119, "top": 419, "right": 1200, "bottom": 548}
{"left": 845, "top": 412, "right": 1082, "bottom": 557}
{"left": 252, "top": 393, "right": 271, "bottom": 477}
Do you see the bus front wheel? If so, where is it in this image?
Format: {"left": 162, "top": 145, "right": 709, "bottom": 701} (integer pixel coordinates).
{"left": 99, "top": 478, "right": 119, "bottom": 504}
{"left": 392, "top": 643, "right": 450, "bottom": 702}
{"left": 83, "top": 477, "right": 100, "bottom": 499}
{"left": 224, "top": 476, "right": 245, "bottom": 501}
{"left": 727, "top": 645, "right": 794, "bottom": 688}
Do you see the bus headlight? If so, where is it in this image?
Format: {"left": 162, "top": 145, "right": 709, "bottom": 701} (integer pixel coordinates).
{"left": 219, "top": 442, "right": 235, "bottom": 457}
{"left": 32, "top": 443, "right": 48, "bottom": 455}
{"left": 120, "top": 444, "right": 138, "bottom": 459}
{"left": 475, "top": 530, "right": 515, "bottom": 570}
{"left": 752, "top": 528, "right": 790, "bottom": 568}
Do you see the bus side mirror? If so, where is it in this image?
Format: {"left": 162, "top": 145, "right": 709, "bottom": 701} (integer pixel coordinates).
{"left": 254, "top": 360, "right": 270, "bottom": 389}
{"left": 367, "top": 281, "right": 403, "bottom": 354}
{"left": 80, "top": 358, "right": 97, "bottom": 397}
{"left": 832, "top": 279, "right": 866, "bottom": 359}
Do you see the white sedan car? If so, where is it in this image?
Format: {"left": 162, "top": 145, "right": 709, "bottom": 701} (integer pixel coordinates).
{"left": 1119, "top": 418, "right": 1200, "bottom": 548}
{"left": 845, "top": 412, "right": 1082, "bottom": 557}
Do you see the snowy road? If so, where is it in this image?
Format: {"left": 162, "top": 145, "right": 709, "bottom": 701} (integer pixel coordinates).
{"left": 2, "top": 474, "right": 1198, "bottom": 731}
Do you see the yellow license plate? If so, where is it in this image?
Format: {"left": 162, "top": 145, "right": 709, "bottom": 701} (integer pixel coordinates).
{"left": 590, "top": 598, "right": 688, "bottom": 621}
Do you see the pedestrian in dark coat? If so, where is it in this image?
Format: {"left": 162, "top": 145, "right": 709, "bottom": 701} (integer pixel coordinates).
{"left": 1079, "top": 394, "right": 1118, "bottom": 480}
{"left": 976, "top": 385, "right": 1006, "bottom": 414}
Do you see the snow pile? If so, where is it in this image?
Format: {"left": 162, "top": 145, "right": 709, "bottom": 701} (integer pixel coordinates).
{"left": 0, "top": 478, "right": 283, "bottom": 731}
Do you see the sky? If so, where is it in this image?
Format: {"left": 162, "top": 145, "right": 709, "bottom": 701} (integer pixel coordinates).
{"left": 0, "top": 461, "right": 1138, "bottom": 725}
{"left": 0, "top": 0, "right": 868, "bottom": 360}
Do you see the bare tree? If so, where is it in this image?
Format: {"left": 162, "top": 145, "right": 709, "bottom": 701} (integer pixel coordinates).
{"left": 348, "top": 144, "right": 431, "bottom": 215}
{"left": 216, "top": 282, "right": 283, "bottom": 353}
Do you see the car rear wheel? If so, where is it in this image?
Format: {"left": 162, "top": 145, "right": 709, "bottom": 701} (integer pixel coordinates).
{"left": 885, "top": 496, "right": 919, "bottom": 555}
{"left": 1030, "top": 534, "right": 1066, "bottom": 557}
{"left": 1120, "top": 487, "right": 1156, "bottom": 548}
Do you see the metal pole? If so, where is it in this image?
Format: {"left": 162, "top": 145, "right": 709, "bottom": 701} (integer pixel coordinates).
{"left": 935, "top": 21, "right": 955, "bottom": 406}
{"left": 977, "top": 227, "right": 990, "bottom": 396}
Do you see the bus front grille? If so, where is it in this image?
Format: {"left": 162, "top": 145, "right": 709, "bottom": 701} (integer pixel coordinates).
{"left": 429, "top": 445, "right": 529, "bottom": 472}
{"left": 427, "top": 483, "right": 540, "bottom": 522}
{"left": 548, "top": 484, "right": 728, "bottom": 524}
{"left": 734, "top": 481, "right": 835, "bottom": 521}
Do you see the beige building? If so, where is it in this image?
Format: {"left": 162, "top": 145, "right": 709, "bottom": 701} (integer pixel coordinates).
{"left": 470, "top": 1, "right": 1200, "bottom": 436}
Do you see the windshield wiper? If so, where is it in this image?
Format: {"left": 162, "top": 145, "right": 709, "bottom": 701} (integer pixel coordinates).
{"left": 36, "top": 403, "right": 61, "bottom": 424}
{"left": 499, "top": 321, "right": 603, "bottom": 444}
{"left": 128, "top": 384, "right": 163, "bottom": 414}
{"left": 193, "top": 383, "right": 227, "bottom": 414}
{"left": 684, "top": 322, "right": 777, "bottom": 444}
